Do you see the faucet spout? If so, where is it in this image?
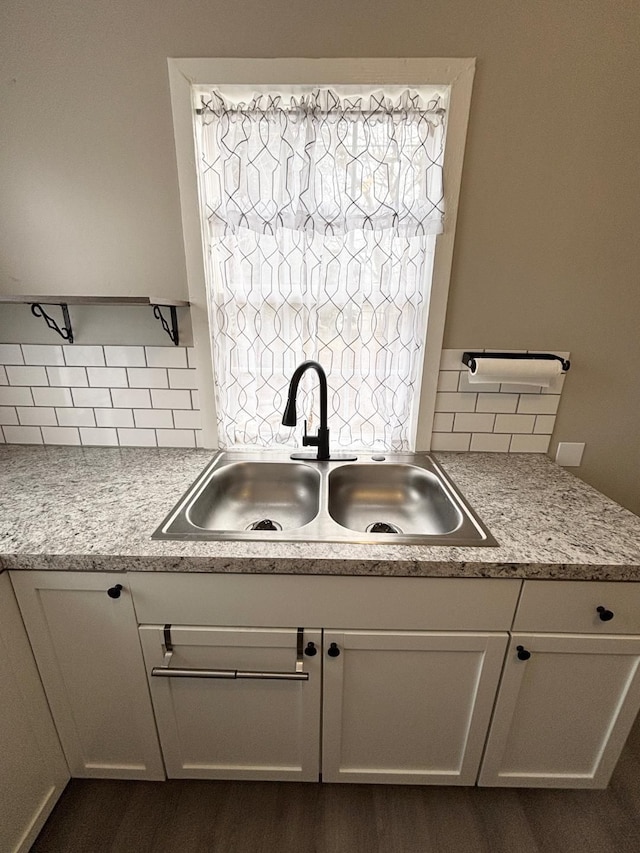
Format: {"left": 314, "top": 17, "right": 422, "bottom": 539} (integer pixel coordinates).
{"left": 282, "top": 360, "right": 330, "bottom": 460}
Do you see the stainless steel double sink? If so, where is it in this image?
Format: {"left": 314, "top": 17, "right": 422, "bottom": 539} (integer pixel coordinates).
{"left": 153, "top": 451, "right": 498, "bottom": 547}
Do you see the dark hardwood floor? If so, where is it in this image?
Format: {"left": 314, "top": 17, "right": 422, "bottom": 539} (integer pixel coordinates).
{"left": 31, "top": 716, "right": 640, "bottom": 853}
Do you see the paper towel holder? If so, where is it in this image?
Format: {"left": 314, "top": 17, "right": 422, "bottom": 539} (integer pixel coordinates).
{"left": 461, "top": 352, "right": 570, "bottom": 373}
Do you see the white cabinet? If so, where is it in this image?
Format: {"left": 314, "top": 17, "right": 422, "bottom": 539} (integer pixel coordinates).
{"left": 0, "top": 573, "right": 69, "bottom": 853}
{"left": 139, "top": 625, "right": 321, "bottom": 781}
{"left": 130, "top": 572, "right": 519, "bottom": 785}
{"left": 322, "top": 630, "right": 508, "bottom": 785}
{"left": 10, "top": 570, "right": 164, "bottom": 780}
{"left": 479, "top": 581, "right": 640, "bottom": 789}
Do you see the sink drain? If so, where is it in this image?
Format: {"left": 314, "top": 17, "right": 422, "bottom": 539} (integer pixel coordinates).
{"left": 246, "top": 519, "right": 283, "bottom": 532}
{"left": 366, "top": 521, "right": 402, "bottom": 534}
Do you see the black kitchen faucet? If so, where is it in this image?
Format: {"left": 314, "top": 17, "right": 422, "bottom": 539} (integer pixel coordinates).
{"left": 282, "top": 360, "right": 357, "bottom": 462}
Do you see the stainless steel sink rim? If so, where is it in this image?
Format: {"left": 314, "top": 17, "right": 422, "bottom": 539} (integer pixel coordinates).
{"left": 152, "top": 451, "right": 498, "bottom": 547}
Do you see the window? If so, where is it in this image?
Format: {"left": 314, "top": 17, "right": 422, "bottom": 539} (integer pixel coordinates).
{"left": 168, "top": 59, "right": 475, "bottom": 451}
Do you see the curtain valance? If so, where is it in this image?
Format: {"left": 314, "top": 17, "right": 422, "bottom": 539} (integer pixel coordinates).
{"left": 196, "top": 88, "right": 446, "bottom": 237}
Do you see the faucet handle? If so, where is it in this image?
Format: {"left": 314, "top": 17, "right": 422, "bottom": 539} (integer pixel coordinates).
{"left": 302, "top": 419, "right": 318, "bottom": 447}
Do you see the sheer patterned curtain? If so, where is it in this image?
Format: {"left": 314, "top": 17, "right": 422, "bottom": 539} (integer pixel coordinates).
{"left": 195, "top": 88, "right": 446, "bottom": 451}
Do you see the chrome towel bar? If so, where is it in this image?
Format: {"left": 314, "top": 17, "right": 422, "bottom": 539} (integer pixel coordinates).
{"left": 151, "top": 667, "right": 309, "bottom": 681}
{"left": 153, "top": 625, "right": 309, "bottom": 680}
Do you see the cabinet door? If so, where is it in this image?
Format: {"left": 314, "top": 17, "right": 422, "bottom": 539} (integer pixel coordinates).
{"left": 0, "top": 574, "right": 69, "bottom": 853}
{"left": 139, "top": 625, "right": 321, "bottom": 781}
{"left": 479, "top": 633, "right": 640, "bottom": 788}
{"left": 10, "top": 571, "right": 164, "bottom": 780}
{"left": 322, "top": 630, "right": 508, "bottom": 785}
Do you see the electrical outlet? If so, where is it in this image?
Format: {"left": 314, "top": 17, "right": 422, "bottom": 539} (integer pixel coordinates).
{"left": 555, "top": 442, "right": 585, "bottom": 467}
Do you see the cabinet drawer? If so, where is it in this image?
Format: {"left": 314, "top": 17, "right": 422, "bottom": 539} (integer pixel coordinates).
{"left": 513, "top": 581, "right": 640, "bottom": 634}
{"left": 130, "top": 573, "right": 521, "bottom": 631}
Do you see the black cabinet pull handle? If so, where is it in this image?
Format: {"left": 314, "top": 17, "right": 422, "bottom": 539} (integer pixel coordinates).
{"left": 107, "top": 584, "right": 123, "bottom": 599}
{"left": 328, "top": 642, "right": 341, "bottom": 658}
{"left": 597, "top": 606, "right": 614, "bottom": 622}
{"left": 304, "top": 641, "right": 317, "bottom": 657}
{"left": 516, "top": 645, "right": 531, "bottom": 661}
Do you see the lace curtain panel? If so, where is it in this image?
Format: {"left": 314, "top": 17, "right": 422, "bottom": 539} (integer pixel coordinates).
{"left": 196, "top": 88, "right": 446, "bottom": 451}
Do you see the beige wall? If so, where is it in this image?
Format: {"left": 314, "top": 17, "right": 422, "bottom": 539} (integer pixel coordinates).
{"left": 1, "top": 0, "right": 639, "bottom": 514}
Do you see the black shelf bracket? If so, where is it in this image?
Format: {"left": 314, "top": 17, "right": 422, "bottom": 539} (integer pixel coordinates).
{"left": 462, "top": 351, "right": 570, "bottom": 373}
{"left": 30, "top": 303, "right": 74, "bottom": 344}
{"left": 152, "top": 305, "right": 179, "bottom": 346}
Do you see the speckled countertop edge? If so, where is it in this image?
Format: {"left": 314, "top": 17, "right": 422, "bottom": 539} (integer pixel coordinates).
{"left": 1, "top": 446, "right": 639, "bottom": 580}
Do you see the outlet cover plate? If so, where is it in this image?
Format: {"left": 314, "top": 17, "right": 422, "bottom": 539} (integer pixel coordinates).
{"left": 556, "top": 442, "right": 585, "bottom": 467}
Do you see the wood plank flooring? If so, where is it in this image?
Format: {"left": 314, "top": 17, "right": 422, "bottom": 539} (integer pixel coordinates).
{"left": 31, "top": 715, "right": 640, "bottom": 853}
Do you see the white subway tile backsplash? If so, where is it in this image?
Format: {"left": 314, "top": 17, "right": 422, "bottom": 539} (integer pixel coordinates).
{"left": 510, "top": 434, "right": 551, "bottom": 453}
{"left": 17, "top": 407, "right": 57, "bottom": 426}
{"left": 0, "top": 344, "right": 24, "bottom": 365}
{"left": 1, "top": 341, "right": 203, "bottom": 450}
{"left": 516, "top": 395, "right": 561, "bottom": 415}
{"left": 453, "top": 413, "right": 495, "bottom": 433}
{"left": 0, "top": 428, "right": 4, "bottom": 443}
{"left": 71, "top": 387, "right": 112, "bottom": 408}
{"left": 0, "top": 407, "right": 18, "bottom": 425}
{"left": 187, "top": 347, "right": 197, "bottom": 369}
{"left": 0, "top": 386, "right": 34, "bottom": 406}
{"left": 150, "top": 389, "right": 192, "bottom": 410}
{"left": 33, "top": 387, "right": 73, "bottom": 407}
{"left": 195, "top": 430, "right": 204, "bottom": 448}
{"left": 87, "top": 367, "right": 128, "bottom": 388}
{"left": 47, "top": 366, "right": 88, "bottom": 387}
{"left": 432, "top": 413, "right": 454, "bottom": 432}
{"left": 6, "top": 365, "right": 49, "bottom": 386}
{"left": 127, "top": 367, "right": 168, "bottom": 389}
{"left": 104, "top": 346, "right": 146, "bottom": 367}
{"left": 63, "top": 346, "right": 105, "bottom": 366}
{"left": 437, "top": 371, "right": 459, "bottom": 392}
{"left": 3, "top": 425, "right": 43, "bottom": 444}
{"left": 439, "top": 350, "right": 466, "bottom": 371}
{"left": 79, "top": 427, "right": 118, "bottom": 446}
{"left": 534, "top": 415, "right": 556, "bottom": 434}
{"left": 145, "top": 346, "right": 188, "bottom": 369}
{"left": 56, "top": 408, "right": 96, "bottom": 427}
{"left": 191, "top": 390, "right": 200, "bottom": 410}
{"left": 156, "top": 429, "right": 196, "bottom": 448}
{"left": 431, "top": 432, "right": 471, "bottom": 451}
{"left": 173, "top": 409, "right": 202, "bottom": 430}
{"left": 133, "top": 409, "right": 174, "bottom": 429}
{"left": 22, "top": 345, "right": 64, "bottom": 366}
{"left": 476, "top": 393, "right": 519, "bottom": 414}
{"left": 41, "top": 426, "right": 81, "bottom": 446}
{"left": 470, "top": 433, "right": 511, "bottom": 452}
{"left": 111, "top": 388, "right": 151, "bottom": 409}
{"left": 435, "top": 392, "right": 477, "bottom": 413}
{"left": 168, "top": 368, "right": 198, "bottom": 390}
{"left": 96, "top": 408, "right": 134, "bottom": 428}
{"left": 494, "top": 414, "right": 536, "bottom": 434}
{"left": 117, "top": 428, "right": 157, "bottom": 447}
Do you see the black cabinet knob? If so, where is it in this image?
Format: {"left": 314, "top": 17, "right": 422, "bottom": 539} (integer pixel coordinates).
{"left": 516, "top": 645, "right": 531, "bottom": 661}
{"left": 107, "top": 584, "right": 123, "bottom": 599}
{"left": 327, "top": 642, "right": 341, "bottom": 658}
{"left": 597, "top": 606, "right": 614, "bottom": 622}
{"left": 304, "top": 641, "right": 317, "bottom": 657}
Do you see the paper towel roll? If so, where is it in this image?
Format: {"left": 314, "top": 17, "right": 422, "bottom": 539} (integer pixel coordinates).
{"left": 468, "top": 357, "right": 562, "bottom": 387}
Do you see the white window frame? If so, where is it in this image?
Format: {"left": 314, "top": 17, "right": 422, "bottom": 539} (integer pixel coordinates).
{"left": 167, "top": 58, "right": 475, "bottom": 450}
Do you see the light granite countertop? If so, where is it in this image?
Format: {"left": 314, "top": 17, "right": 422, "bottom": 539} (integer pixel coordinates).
{"left": 1, "top": 445, "right": 639, "bottom": 580}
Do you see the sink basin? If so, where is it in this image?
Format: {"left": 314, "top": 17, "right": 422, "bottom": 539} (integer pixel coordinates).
{"left": 153, "top": 451, "right": 497, "bottom": 546}
{"left": 185, "top": 462, "right": 320, "bottom": 532}
{"left": 328, "top": 464, "right": 463, "bottom": 535}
